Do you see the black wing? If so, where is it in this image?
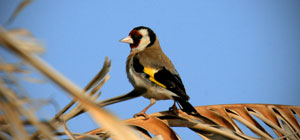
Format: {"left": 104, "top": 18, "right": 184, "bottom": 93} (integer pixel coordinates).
{"left": 154, "top": 67, "right": 190, "bottom": 100}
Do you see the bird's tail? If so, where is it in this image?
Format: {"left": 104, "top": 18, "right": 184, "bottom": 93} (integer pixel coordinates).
{"left": 173, "top": 96, "right": 200, "bottom": 116}
{"left": 174, "top": 96, "right": 216, "bottom": 125}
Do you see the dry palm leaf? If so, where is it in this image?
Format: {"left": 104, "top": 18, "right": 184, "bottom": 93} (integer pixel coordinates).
{"left": 82, "top": 116, "right": 180, "bottom": 140}
{"left": 192, "top": 104, "right": 300, "bottom": 139}
{"left": 82, "top": 104, "right": 300, "bottom": 140}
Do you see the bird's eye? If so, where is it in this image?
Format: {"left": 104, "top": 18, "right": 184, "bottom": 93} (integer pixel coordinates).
{"left": 132, "top": 34, "right": 142, "bottom": 40}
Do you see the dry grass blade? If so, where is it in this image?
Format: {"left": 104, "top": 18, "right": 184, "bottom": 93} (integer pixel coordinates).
{"left": 63, "top": 120, "right": 77, "bottom": 140}
{"left": 0, "top": 64, "right": 26, "bottom": 73}
{"left": 0, "top": 79, "right": 57, "bottom": 140}
{"left": 0, "top": 101, "right": 28, "bottom": 140}
{"left": 6, "top": 0, "right": 33, "bottom": 24}
{"left": 88, "top": 74, "right": 110, "bottom": 97}
{"left": 56, "top": 74, "right": 110, "bottom": 123}
{"left": 84, "top": 56, "right": 111, "bottom": 91}
{"left": 61, "top": 73, "right": 111, "bottom": 122}
{"left": 51, "top": 57, "right": 111, "bottom": 121}
{"left": 6, "top": 28, "right": 33, "bottom": 36}
{"left": 0, "top": 27, "right": 141, "bottom": 140}
{"left": 0, "top": 26, "right": 54, "bottom": 139}
{"left": 30, "top": 57, "right": 111, "bottom": 139}
{"left": 0, "top": 28, "right": 44, "bottom": 53}
{"left": 0, "top": 55, "right": 30, "bottom": 97}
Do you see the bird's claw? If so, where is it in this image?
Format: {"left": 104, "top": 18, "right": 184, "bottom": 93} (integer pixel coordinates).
{"left": 169, "top": 105, "right": 179, "bottom": 114}
{"left": 133, "top": 112, "right": 149, "bottom": 120}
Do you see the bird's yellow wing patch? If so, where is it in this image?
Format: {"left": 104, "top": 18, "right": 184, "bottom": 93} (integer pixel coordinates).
{"left": 144, "top": 67, "right": 166, "bottom": 88}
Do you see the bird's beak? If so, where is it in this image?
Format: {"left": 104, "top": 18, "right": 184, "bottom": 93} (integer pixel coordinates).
{"left": 120, "top": 36, "right": 133, "bottom": 44}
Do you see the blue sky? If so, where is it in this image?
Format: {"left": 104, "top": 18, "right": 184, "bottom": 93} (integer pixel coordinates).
{"left": 1, "top": 0, "right": 300, "bottom": 139}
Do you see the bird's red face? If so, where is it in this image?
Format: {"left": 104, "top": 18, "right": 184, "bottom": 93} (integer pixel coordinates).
{"left": 128, "top": 30, "right": 143, "bottom": 49}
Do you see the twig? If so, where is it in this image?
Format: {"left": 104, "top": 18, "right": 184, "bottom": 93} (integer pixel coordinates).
{"left": 62, "top": 74, "right": 111, "bottom": 121}
{"left": 52, "top": 57, "right": 111, "bottom": 122}
{"left": 63, "top": 120, "right": 77, "bottom": 140}
{"left": 30, "top": 57, "right": 111, "bottom": 139}
{"left": 6, "top": 0, "right": 33, "bottom": 24}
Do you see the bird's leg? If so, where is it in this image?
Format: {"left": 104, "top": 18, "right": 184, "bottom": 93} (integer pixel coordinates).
{"left": 134, "top": 98, "right": 156, "bottom": 119}
{"left": 169, "top": 101, "right": 178, "bottom": 114}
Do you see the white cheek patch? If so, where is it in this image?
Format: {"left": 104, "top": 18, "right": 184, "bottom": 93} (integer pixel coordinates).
{"left": 136, "top": 36, "right": 150, "bottom": 51}
{"left": 133, "top": 29, "right": 151, "bottom": 52}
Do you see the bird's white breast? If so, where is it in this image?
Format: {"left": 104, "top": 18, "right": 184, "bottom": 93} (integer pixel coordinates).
{"left": 128, "top": 67, "right": 177, "bottom": 100}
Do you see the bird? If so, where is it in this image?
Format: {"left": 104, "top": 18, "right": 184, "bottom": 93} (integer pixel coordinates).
{"left": 118, "top": 26, "right": 201, "bottom": 118}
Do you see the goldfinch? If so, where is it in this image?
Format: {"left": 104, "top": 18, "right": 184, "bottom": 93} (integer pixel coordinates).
{"left": 120, "top": 26, "right": 200, "bottom": 117}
